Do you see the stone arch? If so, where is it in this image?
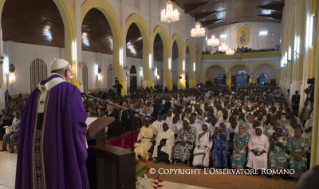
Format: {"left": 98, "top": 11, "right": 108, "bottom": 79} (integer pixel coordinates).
{"left": 228, "top": 61, "right": 251, "bottom": 78}
{"left": 196, "top": 44, "right": 202, "bottom": 82}
{"left": 126, "top": 14, "right": 151, "bottom": 86}
{"left": 82, "top": 0, "right": 123, "bottom": 85}
{"left": 53, "top": 0, "right": 75, "bottom": 70}
{"left": 203, "top": 63, "right": 227, "bottom": 84}
{"left": 186, "top": 39, "right": 195, "bottom": 87}
{"left": 153, "top": 25, "right": 170, "bottom": 89}
{"left": 172, "top": 33, "right": 185, "bottom": 88}
{"left": 253, "top": 60, "right": 279, "bottom": 86}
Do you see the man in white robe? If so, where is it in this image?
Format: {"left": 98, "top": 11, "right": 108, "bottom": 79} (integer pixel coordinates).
{"left": 152, "top": 114, "right": 164, "bottom": 132}
{"left": 193, "top": 124, "right": 213, "bottom": 167}
{"left": 152, "top": 123, "right": 175, "bottom": 164}
{"left": 135, "top": 119, "right": 157, "bottom": 160}
{"left": 170, "top": 117, "right": 183, "bottom": 136}
{"left": 247, "top": 127, "right": 269, "bottom": 170}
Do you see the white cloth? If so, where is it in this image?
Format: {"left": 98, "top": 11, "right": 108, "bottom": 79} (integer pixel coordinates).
{"left": 190, "top": 122, "right": 202, "bottom": 133}
{"left": 152, "top": 120, "right": 164, "bottom": 132}
{"left": 246, "top": 134, "right": 269, "bottom": 170}
{"left": 152, "top": 129, "right": 175, "bottom": 161}
{"left": 170, "top": 122, "right": 183, "bottom": 134}
{"left": 193, "top": 130, "right": 213, "bottom": 167}
{"left": 226, "top": 124, "right": 239, "bottom": 134}
{"left": 134, "top": 125, "right": 157, "bottom": 160}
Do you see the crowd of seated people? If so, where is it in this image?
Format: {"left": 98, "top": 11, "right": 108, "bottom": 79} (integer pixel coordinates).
{"left": 0, "top": 91, "right": 26, "bottom": 153}
{"left": 84, "top": 84, "right": 312, "bottom": 180}
{"left": 206, "top": 46, "right": 280, "bottom": 55}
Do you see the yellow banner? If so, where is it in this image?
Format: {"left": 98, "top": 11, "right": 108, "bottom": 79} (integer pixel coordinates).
{"left": 237, "top": 26, "right": 250, "bottom": 46}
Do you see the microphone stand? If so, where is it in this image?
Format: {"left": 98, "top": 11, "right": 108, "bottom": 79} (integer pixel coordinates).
{"left": 82, "top": 93, "right": 153, "bottom": 151}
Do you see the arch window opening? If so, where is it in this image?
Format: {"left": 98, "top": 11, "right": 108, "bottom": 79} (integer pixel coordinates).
{"left": 236, "top": 70, "right": 248, "bottom": 89}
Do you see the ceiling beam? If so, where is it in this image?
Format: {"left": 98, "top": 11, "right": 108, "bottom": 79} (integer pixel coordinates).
{"left": 196, "top": 11, "right": 218, "bottom": 21}
{"left": 184, "top": 1, "right": 211, "bottom": 14}
{"left": 256, "top": 2, "right": 285, "bottom": 12}
{"left": 200, "top": 19, "right": 222, "bottom": 27}
{"left": 258, "top": 13, "right": 282, "bottom": 20}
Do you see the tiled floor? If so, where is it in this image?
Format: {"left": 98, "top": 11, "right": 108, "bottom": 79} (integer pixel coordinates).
{"left": 137, "top": 178, "right": 211, "bottom": 189}
{"left": 0, "top": 146, "right": 210, "bottom": 189}
{"left": 0, "top": 150, "right": 16, "bottom": 189}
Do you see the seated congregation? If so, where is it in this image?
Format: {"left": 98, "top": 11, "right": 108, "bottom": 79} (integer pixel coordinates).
{"left": 123, "top": 85, "right": 311, "bottom": 180}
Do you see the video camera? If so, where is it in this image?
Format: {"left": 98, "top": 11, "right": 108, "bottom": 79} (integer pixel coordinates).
{"left": 305, "top": 78, "right": 315, "bottom": 102}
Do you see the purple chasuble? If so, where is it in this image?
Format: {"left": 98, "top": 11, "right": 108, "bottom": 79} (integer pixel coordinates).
{"left": 15, "top": 74, "right": 89, "bottom": 189}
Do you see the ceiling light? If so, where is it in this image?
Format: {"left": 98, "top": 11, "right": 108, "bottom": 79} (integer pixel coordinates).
{"left": 262, "top": 10, "right": 272, "bottom": 15}
{"left": 191, "top": 21, "right": 205, "bottom": 38}
{"left": 218, "top": 42, "right": 229, "bottom": 52}
{"left": 161, "top": 0, "right": 180, "bottom": 23}
{"left": 259, "top": 31, "right": 268, "bottom": 35}
{"left": 43, "top": 26, "right": 52, "bottom": 41}
{"left": 226, "top": 48, "right": 235, "bottom": 55}
{"left": 207, "top": 34, "right": 220, "bottom": 47}
{"left": 220, "top": 34, "right": 227, "bottom": 39}
{"left": 82, "top": 32, "right": 90, "bottom": 46}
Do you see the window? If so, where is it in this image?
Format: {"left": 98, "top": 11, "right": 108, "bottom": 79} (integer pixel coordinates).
{"left": 30, "top": 59, "right": 47, "bottom": 92}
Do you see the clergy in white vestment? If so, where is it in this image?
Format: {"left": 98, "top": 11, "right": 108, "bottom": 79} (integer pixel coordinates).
{"left": 170, "top": 117, "right": 183, "bottom": 135}
{"left": 193, "top": 124, "right": 213, "bottom": 168}
{"left": 152, "top": 123, "right": 175, "bottom": 164}
{"left": 246, "top": 127, "right": 269, "bottom": 170}
{"left": 134, "top": 119, "right": 157, "bottom": 160}
{"left": 152, "top": 114, "right": 164, "bottom": 132}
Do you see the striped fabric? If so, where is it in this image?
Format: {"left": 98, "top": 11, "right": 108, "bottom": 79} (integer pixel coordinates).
{"left": 30, "top": 59, "right": 47, "bottom": 92}
{"left": 82, "top": 64, "right": 88, "bottom": 93}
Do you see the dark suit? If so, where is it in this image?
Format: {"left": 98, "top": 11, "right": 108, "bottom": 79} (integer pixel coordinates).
{"left": 292, "top": 94, "right": 300, "bottom": 116}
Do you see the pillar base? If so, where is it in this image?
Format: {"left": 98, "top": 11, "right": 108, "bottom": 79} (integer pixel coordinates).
{"left": 147, "top": 80, "right": 153, "bottom": 88}
{"left": 180, "top": 80, "right": 186, "bottom": 89}
{"left": 71, "top": 80, "right": 82, "bottom": 91}
{"left": 167, "top": 79, "right": 172, "bottom": 91}
{"left": 226, "top": 78, "right": 231, "bottom": 90}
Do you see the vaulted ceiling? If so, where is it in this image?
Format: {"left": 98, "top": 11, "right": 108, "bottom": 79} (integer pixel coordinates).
{"left": 2, "top": 0, "right": 65, "bottom": 47}
{"left": 172, "top": 0, "right": 284, "bottom": 29}
{"left": 2, "top": 0, "right": 284, "bottom": 63}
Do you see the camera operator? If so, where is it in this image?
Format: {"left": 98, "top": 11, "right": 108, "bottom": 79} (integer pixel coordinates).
{"left": 292, "top": 90, "right": 300, "bottom": 116}
{"left": 112, "top": 79, "right": 123, "bottom": 98}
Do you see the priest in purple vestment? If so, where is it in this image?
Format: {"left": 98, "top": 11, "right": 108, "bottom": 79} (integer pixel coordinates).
{"left": 15, "top": 59, "right": 90, "bottom": 189}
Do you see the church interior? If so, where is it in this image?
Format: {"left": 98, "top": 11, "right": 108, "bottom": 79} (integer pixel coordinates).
{"left": 0, "top": 0, "right": 319, "bottom": 188}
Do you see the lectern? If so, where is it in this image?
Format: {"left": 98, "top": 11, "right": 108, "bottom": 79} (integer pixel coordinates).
{"left": 86, "top": 117, "right": 135, "bottom": 189}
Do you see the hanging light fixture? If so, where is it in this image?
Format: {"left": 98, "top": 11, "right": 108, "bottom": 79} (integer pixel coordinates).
{"left": 207, "top": 34, "right": 220, "bottom": 46}
{"left": 218, "top": 42, "right": 229, "bottom": 52}
{"left": 191, "top": 21, "right": 206, "bottom": 38}
{"left": 207, "top": 2, "right": 219, "bottom": 46}
{"left": 218, "top": 0, "right": 229, "bottom": 52}
{"left": 161, "top": 0, "right": 180, "bottom": 23}
{"left": 226, "top": 0, "right": 235, "bottom": 55}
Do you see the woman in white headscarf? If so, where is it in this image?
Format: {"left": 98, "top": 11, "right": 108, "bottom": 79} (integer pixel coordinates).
{"left": 193, "top": 123, "right": 213, "bottom": 168}
{"left": 246, "top": 126, "right": 269, "bottom": 171}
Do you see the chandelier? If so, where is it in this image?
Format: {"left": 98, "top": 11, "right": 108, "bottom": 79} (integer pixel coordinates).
{"left": 207, "top": 34, "right": 220, "bottom": 46}
{"left": 161, "top": 0, "right": 180, "bottom": 23}
{"left": 218, "top": 42, "right": 229, "bottom": 52}
{"left": 191, "top": 21, "right": 205, "bottom": 37}
{"left": 226, "top": 48, "right": 235, "bottom": 55}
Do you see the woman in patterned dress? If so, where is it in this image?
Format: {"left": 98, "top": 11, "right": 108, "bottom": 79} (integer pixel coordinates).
{"left": 231, "top": 125, "right": 248, "bottom": 169}
{"left": 211, "top": 123, "right": 230, "bottom": 168}
{"left": 268, "top": 127, "right": 289, "bottom": 179}
{"left": 288, "top": 127, "right": 310, "bottom": 178}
